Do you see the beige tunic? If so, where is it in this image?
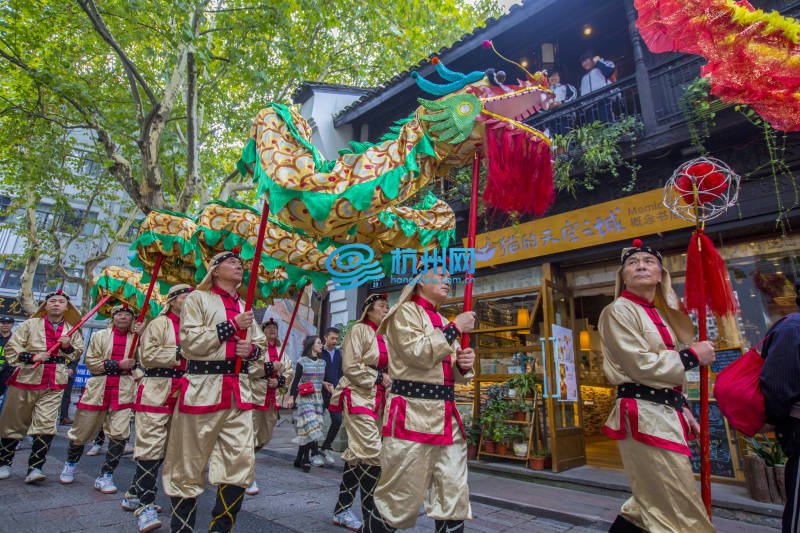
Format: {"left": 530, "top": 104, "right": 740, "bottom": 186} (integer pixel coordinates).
{"left": 135, "top": 313, "right": 184, "bottom": 413}
{"left": 177, "top": 288, "right": 267, "bottom": 413}
{"left": 330, "top": 322, "right": 383, "bottom": 417}
{"left": 249, "top": 342, "right": 293, "bottom": 411}
{"left": 4, "top": 317, "right": 84, "bottom": 390}
{"left": 75, "top": 327, "right": 137, "bottom": 410}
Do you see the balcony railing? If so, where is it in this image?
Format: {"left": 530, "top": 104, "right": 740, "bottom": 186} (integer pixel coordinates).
{"left": 648, "top": 55, "right": 704, "bottom": 126}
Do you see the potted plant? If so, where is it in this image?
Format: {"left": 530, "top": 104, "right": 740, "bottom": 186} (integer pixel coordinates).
{"left": 508, "top": 399, "right": 527, "bottom": 421}
{"left": 508, "top": 426, "right": 528, "bottom": 457}
{"left": 743, "top": 435, "right": 786, "bottom": 504}
{"left": 464, "top": 415, "right": 481, "bottom": 460}
{"left": 507, "top": 373, "right": 541, "bottom": 399}
{"left": 492, "top": 424, "right": 509, "bottom": 456}
{"left": 528, "top": 449, "right": 551, "bottom": 470}
{"left": 542, "top": 448, "right": 552, "bottom": 469}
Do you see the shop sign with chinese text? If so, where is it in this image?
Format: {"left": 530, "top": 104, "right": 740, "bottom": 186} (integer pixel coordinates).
{"left": 465, "top": 189, "right": 694, "bottom": 268}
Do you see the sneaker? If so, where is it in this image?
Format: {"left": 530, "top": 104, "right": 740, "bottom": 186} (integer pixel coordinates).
{"left": 121, "top": 491, "right": 140, "bottom": 511}
{"left": 86, "top": 444, "right": 102, "bottom": 456}
{"left": 123, "top": 445, "right": 134, "bottom": 456}
{"left": 245, "top": 479, "right": 259, "bottom": 496}
{"left": 310, "top": 455, "right": 324, "bottom": 467}
{"left": 24, "top": 468, "right": 46, "bottom": 483}
{"left": 0, "top": 465, "right": 10, "bottom": 479}
{"left": 60, "top": 462, "right": 77, "bottom": 484}
{"left": 94, "top": 473, "right": 117, "bottom": 494}
{"left": 135, "top": 505, "right": 162, "bottom": 533}
{"left": 320, "top": 449, "right": 336, "bottom": 464}
{"left": 333, "top": 509, "right": 363, "bottom": 531}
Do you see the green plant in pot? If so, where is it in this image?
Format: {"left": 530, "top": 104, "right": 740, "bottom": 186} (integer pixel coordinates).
{"left": 507, "top": 373, "right": 541, "bottom": 399}
{"left": 528, "top": 448, "right": 551, "bottom": 470}
{"left": 463, "top": 415, "right": 482, "bottom": 459}
{"left": 508, "top": 426, "right": 528, "bottom": 457}
{"left": 508, "top": 398, "right": 528, "bottom": 421}
{"left": 492, "top": 424, "right": 509, "bottom": 455}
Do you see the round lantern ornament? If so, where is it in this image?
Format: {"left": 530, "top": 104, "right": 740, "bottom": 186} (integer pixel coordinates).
{"left": 663, "top": 156, "right": 740, "bottom": 222}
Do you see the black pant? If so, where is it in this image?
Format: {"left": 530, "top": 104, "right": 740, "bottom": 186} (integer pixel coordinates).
{"left": 59, "top": 363, "right": 77, "bottom": 420}
{"left": 0, "top": 365, "right": 14, "bottom": 399}
{"left": 784, "top": 452, "right": 799, "bottom": 533}
{"left": 322, "top": 410, "right": 342, "bottom": 451}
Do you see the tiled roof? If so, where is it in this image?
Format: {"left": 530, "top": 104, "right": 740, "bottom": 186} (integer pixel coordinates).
{"left": 332, "top": 0, "right": 546, "bottom": 126}
{"left": 291, "top": 82, "right": 372, "bottom": 104}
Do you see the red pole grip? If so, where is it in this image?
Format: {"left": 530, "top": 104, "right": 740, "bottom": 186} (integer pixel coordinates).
{"left": 125, "top": 253, "right": 164, "bottom": 360}
{"left": 460, "top": 153, "right": 480, "bottom": 348}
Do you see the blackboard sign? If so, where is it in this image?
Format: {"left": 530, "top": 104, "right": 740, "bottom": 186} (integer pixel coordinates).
{"left": 687, "top": 401, "right": 736, "bottom": 478}
{"left": 710, "top": 347, "right": 743, "bottom": 373}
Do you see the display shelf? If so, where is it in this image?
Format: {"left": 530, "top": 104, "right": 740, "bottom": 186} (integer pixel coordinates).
{"left": 478, "top": 452, "right": 529, "bottom": 460}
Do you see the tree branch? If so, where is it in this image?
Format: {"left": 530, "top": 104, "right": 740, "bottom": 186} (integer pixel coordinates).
{"left": 76, "top": 0, "right": 158, "bottom": 107}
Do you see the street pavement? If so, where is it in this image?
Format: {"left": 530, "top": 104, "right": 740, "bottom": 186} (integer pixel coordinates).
{"left": 0, "top": 410, "right": 781, "bottom": 532}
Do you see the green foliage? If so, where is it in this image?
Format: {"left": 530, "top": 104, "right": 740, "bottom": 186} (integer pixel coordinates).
{"left": 743, "top": 434, "right": 786, "bottom": 467}
{"left": 507, "top": 372, "right": 541, "bottom": 398}
{"left": 680, "top": 77, "right": 716, "bottom": 156}
{"left": 532, "top": 448, "right": 551, "bottom": 458}
{"left": 506, "top": 425, "right": 526, "bottom": 443}
{"left": 462, "top": 414, "right": 482, "bottom": 446}
{"left": 551, "top": 116, "right": 643, "bottom": 195}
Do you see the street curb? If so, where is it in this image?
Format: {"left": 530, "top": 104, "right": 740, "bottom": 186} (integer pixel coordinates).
{"left": 468, "top": 460, "right": 784, "bottom": 520}
{"left": 470, "top": 492, "right": 612, "bottom": 529}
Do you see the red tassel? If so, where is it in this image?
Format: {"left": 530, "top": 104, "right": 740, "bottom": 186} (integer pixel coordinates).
{"left": 483, "top": 127, "right": 554, "bottom": 216}
{"left": 684, "top": 229, "right": 737, "bottom": 317}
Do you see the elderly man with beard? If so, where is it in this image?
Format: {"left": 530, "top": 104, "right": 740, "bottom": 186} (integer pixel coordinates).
{"left": 60, "top": 304, "right": 142, "bottom": 492}
{"left": 599, "top": 239, "right": 716, "bottom": 533}
{"left": 161, "top": 250, "right": 267, "bottom": 533}
{"left": 245, "top": 317, "right": 293, "bottom": 496}
{"left": 361, "top": 265, "right": 476, "bottom": 533}
{"left": 0, "top": 290, "right": 84, "bottom": 483}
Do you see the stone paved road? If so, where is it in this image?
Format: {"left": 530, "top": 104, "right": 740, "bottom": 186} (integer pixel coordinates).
{"left": 0, "top": 432, "right": 605, "bottom": 533}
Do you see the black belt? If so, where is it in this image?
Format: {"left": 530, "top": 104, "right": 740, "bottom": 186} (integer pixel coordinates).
{"left": 391, "top": 379, "right": 454, "bottom": 401}
{"left": 186, "top": 359, "right": 249, "bottom": 375}
{"left": 617, "top": 383, "right": 685, "bottom": 410}
{"left": 42, "top": 356, "right": 67, "bottom": 365}
{"left": 144, "top": 367, "right": 185, "bottom": 379}
{"left": 92, "top": 370, "right": 132, "bottom": 377}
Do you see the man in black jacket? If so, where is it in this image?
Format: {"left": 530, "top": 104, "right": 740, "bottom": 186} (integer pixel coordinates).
{"left": 0, "top": 317, "right": 15, "bottom": 399}
{"left": 760, "top": 304, "right": 800, "bottom": 533}
{"left": 319, "top": 327, "right": 342, "bottom": 464}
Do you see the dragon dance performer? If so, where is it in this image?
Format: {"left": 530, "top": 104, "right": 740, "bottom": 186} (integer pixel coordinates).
{"left": 0, "top": 290, "right": 84, "bottom": 483}
{"left": 162, "top": 250, "right": 267, "bottom": 533}
{"left": 121, "top": 284, "right": 193, "bottom": 533}
{"left": 361, "top": 267, "right": 476, "bottom": 533}
{"left": 245, "top": 317, "right": 293, "bottom": 496}
{"left": 329, "top": 293, "right": 391, "bottom": 531}
{"left": 599, "top": 240, "right": 716, "bottom": 533}
{"left": 60, "top": 304, "right": 141, "bottom": 492}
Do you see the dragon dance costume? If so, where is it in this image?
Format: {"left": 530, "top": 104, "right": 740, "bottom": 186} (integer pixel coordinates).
{"left": 62, "top": 305, "right": 138, "bottom": 491}
{"left": 329, "top": 293, "right": 390, "bottom": 527}
{"left": 122, "top": 284, "right": 193, "bottom": 529}
{"left": 161, "top": 251, "right": 266, "bottom": 533}
{"left": 363, "top": 283, "right": 472, "bottom": 533}
{"left": 0, "top": 290, "right": 83, "bottom": 482}
{"left": 599, "top": 241, "right": 714, "bottom": 533}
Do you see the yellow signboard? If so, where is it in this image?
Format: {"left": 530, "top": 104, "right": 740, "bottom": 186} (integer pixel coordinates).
{"left": 465, "top": 188, "right": 694, "bottom": 268}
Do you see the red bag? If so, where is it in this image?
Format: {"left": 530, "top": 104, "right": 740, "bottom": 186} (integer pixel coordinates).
{"left": 298, "top": 382, "right": 314, "bottom": 396}
{"left": 713, "top": 335, "right": 771, "bottom": 437}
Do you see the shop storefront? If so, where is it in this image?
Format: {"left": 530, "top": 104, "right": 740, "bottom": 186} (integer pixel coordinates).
{"left": 374, "top": 188, "right": 799, "bottom": 482}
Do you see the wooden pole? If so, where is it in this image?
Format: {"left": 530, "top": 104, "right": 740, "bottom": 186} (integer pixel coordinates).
{"left": 696, "top": 231, "right": 712, "bottom": 517}
{"left": 278, "top": 283, "right": 306, "bottom": 360}
{"left": 33, "top": 294, "right": 114, "bottom": 368}
{"left": 126, "top": 253, "right": 164, "bottom": 360}
{"left": 236, "top": 199, "right": 270, "bottom": 373}
{"left": 461, "top": 153, "right": 481, "bottom": 348}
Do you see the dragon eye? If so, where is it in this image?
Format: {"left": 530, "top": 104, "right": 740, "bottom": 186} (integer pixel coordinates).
{"left": 458, "top": 102, "right": 473, "bottom": 115}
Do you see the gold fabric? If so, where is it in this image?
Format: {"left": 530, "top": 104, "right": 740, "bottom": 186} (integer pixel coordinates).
{"left": 331, "top": 323, "right": 380, "bottom": 413}
{"left": 599, "top": 297, "right": 691, "bottom": 449}
{"left": 138, "top": 315, "right": 181, "bottom": 409}
{"left": 380, "top": 302, "right": 472, "bottom": 440}
{"left": 342, "top": 413, "right": 382, "bottom": 465}
{"left": 93, "top": 266, "right": 168, "bottom": 318}
{"left": 373, "top": 421, "right": 471, "bottom": 529}
{"left": 252, "top": 410, "right": 279, "bottom": 450}
{"left": 617, "top": 417, "right": 715, "bottom": 533}
{"left": 249, "top": 346, "right": 293, "bottom": 410}
{"left": 0, "top": 387, "right": 62, "bottom": 437}
{"left": 4, "top": 317, "right": 84, "bottom": 388}
{"left": 162, "top": 406, "right": 255, "bottom": 498}
{"left": 134, "top": 411, "right": 172, "bottom": 461}
{"left": 134, "top": 211, "right": 198, "bottom": 287}
{"left": 77, "top": 327, "right": 137, "bottom": 408}
{"left": 68, "top": 406, "right": 131, "bottom": 443}
{"left": 178, "top": 289, "right": 267, "bottom": 410}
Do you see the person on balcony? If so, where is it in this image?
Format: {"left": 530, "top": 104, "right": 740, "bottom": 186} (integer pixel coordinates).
{"left": 598, "top": 239, "right": 716, "bottom": 533}
{"left": 580, "top": 51, "right": 616, "bottom": 123}
{"left": 546, "top": 70, "right": 578, "bottom": 137}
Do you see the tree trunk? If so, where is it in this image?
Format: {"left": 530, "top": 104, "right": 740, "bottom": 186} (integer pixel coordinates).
{"left": 17, "top": 200, "right": 41, "bottom": 315}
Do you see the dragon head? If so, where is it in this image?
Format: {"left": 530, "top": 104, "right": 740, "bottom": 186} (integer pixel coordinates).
{"left": 412, "top": 46, "right": 554, "bottom": 215}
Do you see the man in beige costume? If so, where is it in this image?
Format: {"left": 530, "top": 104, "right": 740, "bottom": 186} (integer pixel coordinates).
{"left": 60, "top": 304, "right": 141, "bottom": 493}
{"left": 162, "top": 250, "right": 267, "bottom": 533}
{"left": 0, "top": 289, "right": 83, "bottom": 483}
{"left": 121, "top": 284, "right": 193, "bottom": 533}
{"left": 245, "top": 317, "right": 293, "bottom": 496}
{"left": 599, "top": 239, "right": 716, "bottom": 533}
{"left": 361, "top": 266, "right": 476, "bottom": 533}
{"left": 329, "top": 293, "right": 391, "bottom": 531}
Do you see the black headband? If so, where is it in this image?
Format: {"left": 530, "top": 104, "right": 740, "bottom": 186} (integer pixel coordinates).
{"left": 363, "top": 293, "right": 388, "bottom": 312}
{"left": 44, "top": 289, "right": 70, "bottom": 302}
{"left": 168, "top": 287, "right": 193, "bottom": 300}
{"left": 212, "top": 248, "right": 242, "bottom": 267}
{"left": 111, "top": 306, "right": 135, "bottom": 317}
{"left": 621, "top": 238, "right": 663, "bottom": 265}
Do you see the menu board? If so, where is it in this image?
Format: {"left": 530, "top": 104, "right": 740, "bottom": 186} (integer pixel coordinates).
{"left": 551, "top": 324, "right": 578, "bottom": 401}
{"left": 710, "top": 347, "right": 743, "bottom": 374}
{"left": 687, "top": 400, "right": 736, "bottom": 478}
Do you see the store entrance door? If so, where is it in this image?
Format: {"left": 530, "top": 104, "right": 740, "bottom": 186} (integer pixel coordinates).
{"left": 543, "top": 279, "right": 586, "bottom": 472}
